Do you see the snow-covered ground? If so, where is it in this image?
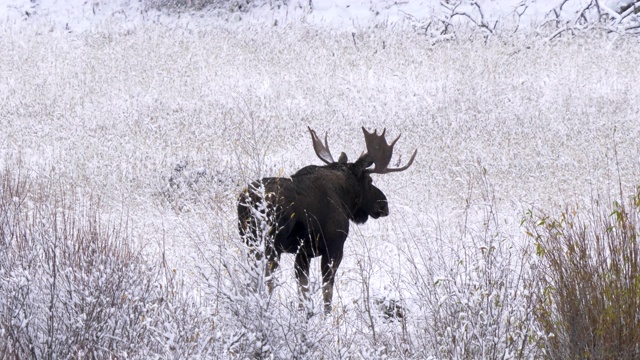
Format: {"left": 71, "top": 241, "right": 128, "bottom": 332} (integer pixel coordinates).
{"left": 2, "top": 0, "right": 634, "bottom": 32}
{"left": 1, "top": 0, "right": 640, "bottom": 358}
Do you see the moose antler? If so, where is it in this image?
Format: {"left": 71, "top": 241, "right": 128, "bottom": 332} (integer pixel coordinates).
{"left": 308, "top": 127, "right": 334, "bottom": 164}
{"left": 362, "top": 127, "right": 417, "bottom": 174}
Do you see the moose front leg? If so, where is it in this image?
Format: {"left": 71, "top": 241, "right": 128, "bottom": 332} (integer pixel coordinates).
{"left": 321, "top": 253, "right": 343, "bottom": 314}
{"left": 294, "top": 251, "right": 311, "bottom": 310}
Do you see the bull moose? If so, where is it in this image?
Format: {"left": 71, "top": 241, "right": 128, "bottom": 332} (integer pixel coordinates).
{"left": 237, "top": 127, "right": 416, "bottom": 313}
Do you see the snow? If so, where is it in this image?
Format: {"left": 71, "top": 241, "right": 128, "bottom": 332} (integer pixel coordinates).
{"left": 1, "top": 0, "right": 640, "bottom": 358}
{"left": 1, "top": 0, "right": 628, "bottom": 33}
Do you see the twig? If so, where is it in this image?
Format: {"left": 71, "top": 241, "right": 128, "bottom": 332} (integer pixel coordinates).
{"left": 625, "top": 23, "right": 640, "bottom": 31}
{"left": 546, "top": 26, "right": 570, "bottom": 42}
{"left": 573, "top": 1, "right": 593, "bottom": 26}
{"left": 511, "top": 2, "right": 529, "bottom": 35}
{"left": 599, "top": 2, "right": 622, "bottom": 21}
{"left": 440, "top": 1, "right": 455, "bottom": 12}
{"left": 617, "top": 1, "right": 640, "bottom": 24}
{"left": 549, "top": 0, "right": 571, "bottom": 20}
{"left": 448, "top": 2, "right": 495, "bottom": 35}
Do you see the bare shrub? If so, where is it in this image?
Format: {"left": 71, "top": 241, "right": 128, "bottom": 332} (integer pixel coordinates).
{"left": 157, "top": 158, "right": 240, "bottom": 213}
{"left": 0, "top": 167, "right": 197, "bottom": 357}
{"left": 143, "top": 0, "right": 275, "bottom": 12}
{"left": 525, "top": 187, "right": 640, "bottom": 358}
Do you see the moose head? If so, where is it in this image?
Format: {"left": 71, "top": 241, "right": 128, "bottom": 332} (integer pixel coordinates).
{"left": 237, "top": 127, "right": 416, "bottom": 313}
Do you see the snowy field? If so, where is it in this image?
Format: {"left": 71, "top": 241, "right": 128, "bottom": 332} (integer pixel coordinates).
{"left": 1, "top": 0, "right": 640, "bottom": 358}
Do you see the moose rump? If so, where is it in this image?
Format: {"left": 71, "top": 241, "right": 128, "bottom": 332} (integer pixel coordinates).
{"left": 237, "top": 127, "right": 416, "bottom": 313}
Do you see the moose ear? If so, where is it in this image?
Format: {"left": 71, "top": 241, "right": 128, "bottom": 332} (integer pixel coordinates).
{"left": 338, "top": 152, "right": 348, "bottom": 164}
{"left": 353, "top": 154, "right": 374, "bottom": 175}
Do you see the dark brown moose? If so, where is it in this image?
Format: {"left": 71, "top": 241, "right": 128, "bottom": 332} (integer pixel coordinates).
{"left": 237, "top": 127, "right": 416, "bottom": 313}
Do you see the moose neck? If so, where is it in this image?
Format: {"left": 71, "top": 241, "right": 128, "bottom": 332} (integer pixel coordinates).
{"left": 292, "top": 164, "right": 364, "bottom": 223}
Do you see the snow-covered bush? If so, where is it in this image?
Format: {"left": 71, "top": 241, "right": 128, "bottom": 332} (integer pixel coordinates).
{"left": 394, "top": 163, "right": 543, "bottom": 358}
{"left": 0, "top": 167, "right": 203, "bottom": 357}
{"left": 158, "top": 158, "right": 240, "bottom": 212}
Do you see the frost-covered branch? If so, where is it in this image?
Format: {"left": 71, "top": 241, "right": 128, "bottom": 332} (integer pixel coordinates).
{"left": 536, "top": 0, "right": 640, "bottom": 41}
{"left": 417, "top": 0, "right": 640, "bottom": 42}
{"left": 442, "top": 1, "right": 497, "bottom": 35}
{"left": 616, "top": 1, "right": 640, "bottom": 24}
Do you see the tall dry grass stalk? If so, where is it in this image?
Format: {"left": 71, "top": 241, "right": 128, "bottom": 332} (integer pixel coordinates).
{"left": 525, "top": 187, "right": 640, "bottom": 359}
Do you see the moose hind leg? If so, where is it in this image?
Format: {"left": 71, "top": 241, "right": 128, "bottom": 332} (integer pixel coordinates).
{"left": 294, "top": 250, "right": 311, "bottom": 310}
{"left": 265, "top": 253, "right": 280, "bottom": 295}
{"left": 321, "top": 253, "right": 343, "bottom": 314}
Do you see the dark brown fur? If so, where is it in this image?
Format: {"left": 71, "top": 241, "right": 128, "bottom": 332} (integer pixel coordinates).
{"left": 237, "top": 155, "right": 388, "bottom": 312}
{"left": 238, "top": 127, "right": 415, "bottom": 313}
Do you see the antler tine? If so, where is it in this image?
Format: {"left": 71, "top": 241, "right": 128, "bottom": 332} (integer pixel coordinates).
{"left": 387, "top": 148, "right": 417, "bottom": 173}
{"left": 308, "top": 126, "right": 335, "bottom": 164}
{"left": 362, "top": 127, "right": 417, "bottom": 174}
{"left": 390, "top": 134, "right": 400, "bottom": 147}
